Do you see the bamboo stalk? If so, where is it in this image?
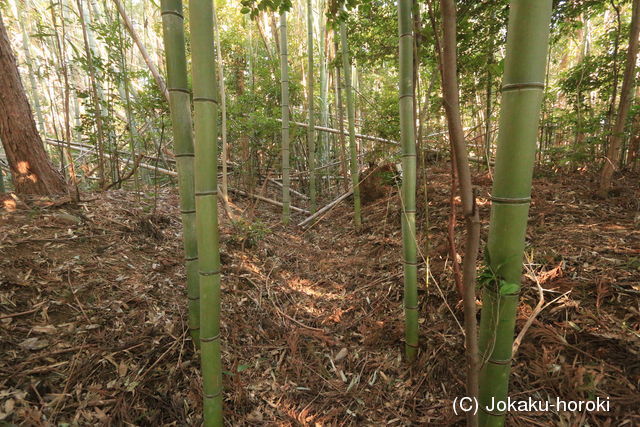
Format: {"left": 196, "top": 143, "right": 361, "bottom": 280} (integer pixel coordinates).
{"left": 189, "top": 0, "right": 223, "bottom": 422}
{"left": 339, "top": 12, "right": 362, "bottom": 228}
{"left": 397, "top": 0, "right": 418, "bottom": 362}
{"left": 477, "top": 2, "right": 552, "bottom": 426}
{"left": 307, "top": 0, "right": 317, "bottom": 213}
{"left": 160, "top": 0, "right": 199, "bottom": 347}
{"left": 280, "top": 11, "right": 291, "bottom": 223}
{"left": 334, "top": 40, "right": 349, "bottom": 192}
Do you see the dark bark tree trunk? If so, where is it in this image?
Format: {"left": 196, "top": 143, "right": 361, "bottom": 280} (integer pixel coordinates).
{"left": 599, "top": 0, "right": 640, "bottom": 195}
{"left": 0, "top": 13, "right": 66, "bottom": 195}
{"left": 438, "top": 1, "right": 480, "bottom": 424}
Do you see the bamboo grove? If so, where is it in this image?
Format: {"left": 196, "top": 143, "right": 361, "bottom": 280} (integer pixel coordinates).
{"left": 0, "top": 0, "right": 638, "bottom": 425}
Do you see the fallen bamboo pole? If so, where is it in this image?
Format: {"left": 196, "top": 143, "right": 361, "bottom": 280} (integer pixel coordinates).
{"left": 228, "top": 188, "right": 310, "bottom": 214}
{"left": 266, "top": 178, "right": 309, "bottom": 200}
{"left": 279, "top": 119, "right": 492, "bottom": 165}
{"left": 298, "top": 189, "right": 353, "bottom": 227}
{"left": 45, "top": 139, "right": 178, "bottom": 176}
{"left": 278, "top": 118, "right": 398, "bottom": 145}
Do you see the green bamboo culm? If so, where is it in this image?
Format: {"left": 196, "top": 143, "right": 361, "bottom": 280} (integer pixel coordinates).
{"left": 280, "top": 11, "right": 291, "bottom": 224}
{"left": 160, "top": 0, "right": 199, "bottom": 344}
{"left": 477, "top": 1, "right": 552, "bottom": 426}
{"left": 307, "top": 0, "right": 317, "bottom": 213}
{"left": 189, "top": 0, "right": 223, "bottom": 424}
{"left": 339, "top": 13, "right": 362, "bottom": 228}
{"left": 397, "top": 0, "right": 418, "bottom": 361}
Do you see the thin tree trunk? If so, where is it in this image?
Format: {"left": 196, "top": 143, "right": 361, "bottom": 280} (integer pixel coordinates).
{"left": 10, "top": 0, "right": 46, "bottom": 136}
{"left": 318, "top": 0, "right": 329, "bottom": 165}
{"left": 484, "top": 52, "right": 493, "bottom": 169}
{"left": 52, "top": 0, "right": 80, "bottom": 200}
{"left": 116, "top": 11, "right": 140, "bottom": 191}
{"left": 213, "top": 3, "right": 228, "bottom": 203}
{"left": 339, "top": 14, "right": 362, "bottom": 227}
{"left": 0, "top": 12, "right": 66, "bottom": 195}
{"left": 334, "top": 39, "right": 349, "bottom": 192}
{"left": 77, "top": 0, "right": 106, "bottom": 187}
{"left": 438, "top": 2, "right": 480, "bottom": 422}
{"left": 599, "top": 0, "right": 640, "bottom": 195}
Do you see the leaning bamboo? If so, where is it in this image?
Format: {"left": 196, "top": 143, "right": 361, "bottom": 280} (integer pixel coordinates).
{"left": 114, "top": 0, "right": 169, "bottom": 102}
{"left": 160, "top": 0, "right": 199, "bottom": 346}
{"left": 397, "top": 0, "right": 418, "bottom": 362}
{"left": 477, "top": 2, "right": 552, "bottom": 426}
{"left": 189, "top": 0, "right": 223, "bottom": 423}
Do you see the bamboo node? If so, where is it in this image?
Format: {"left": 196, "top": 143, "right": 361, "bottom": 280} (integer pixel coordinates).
{"left": 161, "top": 10, "right": 183, "bottom": 19}
{"left": 490, "top": 195, "right": 531, "bottom": 204}
{"left": 193, "top": 97, "right": 219, "bottom": 104}
{"left": 201, "top": 333, "right": 220, "bottom": 343}
{"left": 487, "top": 358, "right": 512, "bottom": 365}
{"left": 168, "top": 87, "right": 190, "bottom": 94}
{"left": 199, "top": 270, "right": 220, "bottom": 276}
{"left": 501, "top": 82, "right": 544, "bottom": 92}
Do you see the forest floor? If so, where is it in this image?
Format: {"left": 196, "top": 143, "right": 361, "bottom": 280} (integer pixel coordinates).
{"left": 0, "top": 165, "right": 639, "bottom": 426}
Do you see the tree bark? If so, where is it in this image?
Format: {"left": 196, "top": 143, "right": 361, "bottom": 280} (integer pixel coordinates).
{"left": 439, "top": 1, "right": 480, "bottom": 423}
{"left": 0, "top": 13, "right": 66, "bottom": 195}
{"left": 599, "top": 0, "right": 640, "bottom": 195}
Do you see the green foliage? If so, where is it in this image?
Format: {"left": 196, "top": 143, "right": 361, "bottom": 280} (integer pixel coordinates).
{"left": 230, "top": 218, "right": 271, "bottom": 247}
{"left": 239, "top": 0, "right": 293, "bottom": 17}
{"left": 478, "top": 263, "right": 521, "bottom": 296}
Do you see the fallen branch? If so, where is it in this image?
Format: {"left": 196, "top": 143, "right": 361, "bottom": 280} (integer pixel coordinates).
{"left": 0, "top": 302, "right": 46, "bottom": 320}
{"left": 298, "top": 190, "right": 353, "bottom": 227}
{"left": 228, "top": 188, "right": 310, "bottom": 215}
